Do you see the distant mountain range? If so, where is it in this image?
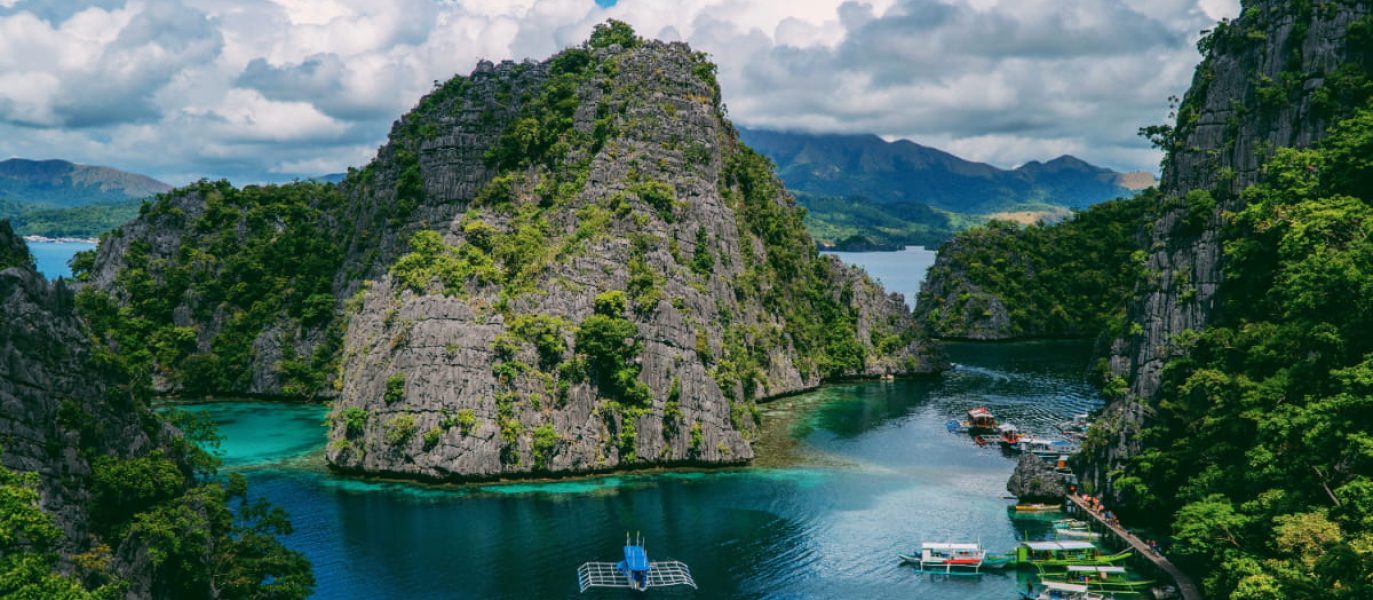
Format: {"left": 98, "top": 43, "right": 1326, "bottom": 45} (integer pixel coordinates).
{"left": 736, "top": 128, "right": 1155, "bottom": 249}
{"left": 0, "top": 158, "right": 170, "bottom": 208}
{"left": 0, "top": 159, "right": 171, "bottom": 239}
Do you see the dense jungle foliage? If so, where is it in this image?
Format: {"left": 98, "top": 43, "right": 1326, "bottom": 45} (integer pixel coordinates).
{"left": 1115, "top": 105, "right": 1373, "bottom": 599}
{"left": 74, "top": 180, "right": 345, "bottom": 398}
{"left": 916, "top": 194, "right": 1152, "bottom": 337}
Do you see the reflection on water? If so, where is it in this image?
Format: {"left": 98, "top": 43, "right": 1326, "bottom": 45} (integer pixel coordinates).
{"left": 181, "top": 340, "right": 1101, "bottom": 599}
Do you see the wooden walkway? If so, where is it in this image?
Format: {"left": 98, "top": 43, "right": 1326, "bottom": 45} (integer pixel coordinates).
{"left": 1067, "top": 495, "right": 1204, "bottom": 600}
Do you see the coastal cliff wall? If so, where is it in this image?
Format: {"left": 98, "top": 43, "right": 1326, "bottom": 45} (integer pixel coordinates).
{"left": 1087, "top": 0, "right": 1373, "bottom": 497}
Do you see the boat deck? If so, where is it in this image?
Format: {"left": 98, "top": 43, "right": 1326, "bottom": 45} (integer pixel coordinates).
{"left": 1066, "top": 494, "right": 1201, "bottom": 600}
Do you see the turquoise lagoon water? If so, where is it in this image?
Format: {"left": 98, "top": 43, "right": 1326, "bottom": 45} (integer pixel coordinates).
{"left": 182, "top": 340, "right": 1102, "bottom": 599}
{"left": 27, "top": 240, "right": 96, "bottom": 280}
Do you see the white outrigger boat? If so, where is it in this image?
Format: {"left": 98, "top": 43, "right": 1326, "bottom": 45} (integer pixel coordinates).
{"left": 1056, "top": 528, "right": 1103, "bottom": 540}
{"left": 1022, "top": 581, "right": 1105, "bottom": 600}
{"left": 1019, "top": 436, "right": 1080, "bottom": 459}
{"left": 898, "top": 542, "right": 987, "bottom": 572}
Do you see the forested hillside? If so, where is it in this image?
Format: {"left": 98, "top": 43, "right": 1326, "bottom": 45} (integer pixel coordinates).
{"left": 913, "top": 195, "right": 1150, "bottom": 340}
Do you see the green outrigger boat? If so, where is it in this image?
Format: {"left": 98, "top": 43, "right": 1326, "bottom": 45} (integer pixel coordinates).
{"left": 1038, "top": 565, "right": 1155, "bottom": 593}
{"left": 1016, "top": 541, "right": 1133, "bottom": 568}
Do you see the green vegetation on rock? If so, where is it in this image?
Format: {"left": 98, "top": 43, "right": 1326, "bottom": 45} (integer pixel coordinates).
{"left": 0, "top": 220, "right": 34, "bottom": 271}
{"left": 0, "top": 465, "right": 114, "bottom": 599}
{"left": 77, "top": 180, "right": 345, "bottom": 398}
{"left": 1102, "top": 108, "right": 1373, "bottom": 598}
{"left": 915, "top": 193, "right": 1152, "bottom": 339}
{"left": 575, "top": 291, "right": 651, "bottom": 406}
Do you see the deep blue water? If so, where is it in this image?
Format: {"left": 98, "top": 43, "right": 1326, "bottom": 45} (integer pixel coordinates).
{"left": 26, "top": 240, "right": 96, "bottom": 280}
{"left": 180, "top": 340, "right": 1103, "bottom": 599}
{"left": 822, "top": 246, "right": 937, "bottom": 308}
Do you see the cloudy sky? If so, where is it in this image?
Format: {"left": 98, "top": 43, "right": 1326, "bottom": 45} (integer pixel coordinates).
{"left": 0, "top": 0, "right": 1238, "bottom": 185}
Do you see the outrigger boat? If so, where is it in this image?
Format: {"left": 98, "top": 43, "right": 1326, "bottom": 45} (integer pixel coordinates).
{"left": 965, "top": 407, "right": 998, "bottom": 433}
{"left": 1039, "top": 565, "right": 1156, "bottom": 593}
{"left": 1013, "top": 503, "right": 1062, "bottom": 512}
{"left": 898, "top": 542, "right": 986, "bottom": 572}
{"left": 1019, "top": 436, "right": 1080, "bottom": 459}
{"left": 1016, "top": 541, "right": 1133, "bottom": 568}
{"left": 997, "top": 423, "right": 1024, "bottom": 446}
{"left": 1055, "top": 528, "right": 1103, "bottom": 540}
{"left": 981, "top": 552, "right": 1017, "bottom": 569}
{"left": 947, "top": 407, "right": 999, "bottom": 435}
{"left": 577, "top": 533, "right": 697, "bottom": 592}
{"left": 1021, "top": 581, "right": 1106, "bottom": 600}
{"left": 1056, "top": 413, "right": 1091, "bottom": 439}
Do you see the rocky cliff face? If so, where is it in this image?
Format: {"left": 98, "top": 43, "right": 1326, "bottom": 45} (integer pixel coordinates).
{"left": 1087, "top": 0, "right": 1373, "bottom": 499}
{"left": 1, "top": 220, "right": 164, "bottom": 595}
{"left": 84, "top": 26, "right": 941, "bottom": 482}
{"left": 326, "top": 37, "right": 941, "bottom": 480}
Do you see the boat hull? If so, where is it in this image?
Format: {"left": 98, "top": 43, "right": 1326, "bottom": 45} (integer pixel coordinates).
{"left": 1027, "top": 550, "right": 1134, "bottom": 569}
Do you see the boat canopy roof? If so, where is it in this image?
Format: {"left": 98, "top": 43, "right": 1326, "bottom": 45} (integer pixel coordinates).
{"left": 997, "top": 423, "right": 1019, "bottom": 432}
{"left": 1042, "top": 581, "right": 1091, "bottom": 593}
{"left": 1067, "top": 565, "right": 1126, "bottom": 574}
{"left": 967, "top": 407, "right": 994, "bottom": 418}
{"left": 1024, "top": 541, "right": 1097, "bottom": 551}
{"left": 922, "top": 542, "right": 981, "bottom": 551}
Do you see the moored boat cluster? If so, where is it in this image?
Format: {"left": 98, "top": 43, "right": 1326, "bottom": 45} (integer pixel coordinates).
{"left": 945, "top": 407, "right": 1084, "bottom": 474}
{"left": 910, "top": 407, "right": 1176, "bottom": 599}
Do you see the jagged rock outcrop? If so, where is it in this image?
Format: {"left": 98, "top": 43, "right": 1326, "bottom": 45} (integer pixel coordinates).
{"left": 1086, "top": 0, "right": 1373, "bottom": 500}
{"left": 83, "top": 26, "right": 943, "bottom": 482}
{"left": 1007, "top": 454, "right": 1066, "bottom": 503}
{"left": 326, "top": 37, "right": 941, "bottom": 480}
{"left": 1, "top": 220, "right": 164, "bottom": 595}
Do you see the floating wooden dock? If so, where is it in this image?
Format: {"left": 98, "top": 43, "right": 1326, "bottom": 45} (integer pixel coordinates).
{"left": 1066, "top": 494, "right": 1203, "bottom": 600}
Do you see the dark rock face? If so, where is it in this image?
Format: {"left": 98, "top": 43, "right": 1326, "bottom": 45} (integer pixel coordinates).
{"left": 0, "top": 220, "right": 164, "bottom": 595}
{"left": 1086, "top": 0, "right": 1373, "bottom": 500}
{"left": 1007, "top": 454, "right": 1066, "bottom": 503}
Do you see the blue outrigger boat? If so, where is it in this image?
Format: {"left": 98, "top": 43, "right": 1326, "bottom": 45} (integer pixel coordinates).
{"left": 577, "top": 533, "right": 697, "bottom": 593}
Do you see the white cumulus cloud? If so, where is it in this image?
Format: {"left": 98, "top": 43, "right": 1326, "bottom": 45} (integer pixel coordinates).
{"left": 0, "top": 0, "right": 1240, "bottom": 184}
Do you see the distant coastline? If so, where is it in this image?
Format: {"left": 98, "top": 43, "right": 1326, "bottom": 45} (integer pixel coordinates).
{"left": 23, "top": 234, "right": 98, "bottom": 245}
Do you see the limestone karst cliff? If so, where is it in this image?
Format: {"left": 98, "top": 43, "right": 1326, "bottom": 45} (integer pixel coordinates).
{"left": 80, "top": 23, "right": 942, "bottom": 482}
{"left": 1087, "top": 0, "right": 1373, "bottom": 498}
